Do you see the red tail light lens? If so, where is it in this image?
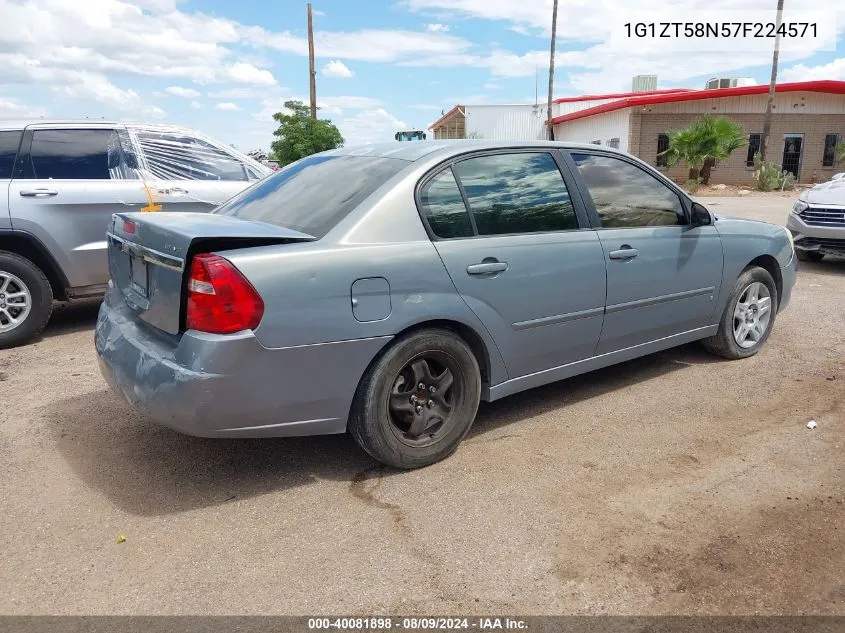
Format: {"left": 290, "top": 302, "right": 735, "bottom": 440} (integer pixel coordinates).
{"left": 186, "top": 254, "right": 264, "bottom": 334}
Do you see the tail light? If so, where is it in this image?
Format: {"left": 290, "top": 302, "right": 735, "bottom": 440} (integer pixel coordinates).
{"left": 186, "top": 254, "right": 264, "bottom": 334}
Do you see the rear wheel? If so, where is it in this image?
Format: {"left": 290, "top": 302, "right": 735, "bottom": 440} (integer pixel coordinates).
{"left": 0, "top": 252, "right": 53, "bottom": 349}
{"left": 349, "top": 328, "right": 481, "bottom": 469}
{"left": 701, "top": 266, "right": 777, "bottom": 360}
{"left": 796, "top": 250, "right": 824, "bottom": 263}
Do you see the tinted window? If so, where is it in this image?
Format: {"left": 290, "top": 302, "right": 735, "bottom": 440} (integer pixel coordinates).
{"left": 215, "top": 155, "right": 407, "bottom": 239}
{"left": 656, "top": 134, "right": 669, "bottom": 167}
{"left": 0, "top": 131, "right": 22, "bottom": 179}
{"left": 572, "top": 153, "right": 684, "bottom": 228}
{"left": 746, "top": 133, "right": 761, "bottom": 167}
{"left": 452, "top": 153, "right": 577, "bottom": 235}
{"left": 135, "top": 131, "right": 248, "bottom": 181}
{"left": 823, "top": 134, "right": 839, "bottom": 168}
{"left": 27, "top": 129, "right": 116, "bottom": 179}
{"left": 419, "top": 169, "right": 474, "bottom": 239}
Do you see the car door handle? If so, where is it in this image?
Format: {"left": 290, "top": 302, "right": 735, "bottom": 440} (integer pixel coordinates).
{"left": 19, "top": 189, "right": 58, "bottom": 198}
{"left": 467, "top": 261, "right": 508, "bottom": 275}
{"left": 608, "top": 247, "right": 639, "bottom": 260}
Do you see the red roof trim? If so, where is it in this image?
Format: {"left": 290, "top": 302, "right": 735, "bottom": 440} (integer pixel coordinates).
{"left": 550, "top": 81, "right": 845, "bottom": 125}
{"left": 428, "top": 104, "right": 463, "bottom": 130}
{"left": 553, "top": 88, "right": 694, "bottom": 104}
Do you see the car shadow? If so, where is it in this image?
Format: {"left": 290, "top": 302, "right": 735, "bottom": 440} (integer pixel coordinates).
{"left": 41, "top": 298, "right": 102, "bottom": 340}
{"left": 48, "top": 343, "right": 717, "bottom": 517}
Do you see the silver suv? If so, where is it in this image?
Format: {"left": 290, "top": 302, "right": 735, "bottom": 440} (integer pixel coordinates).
{"left": 788, "top": 174, "right": 845, "bottom": 262}
{"left": 0, "top": 120, "right": 271, "bottom": 348}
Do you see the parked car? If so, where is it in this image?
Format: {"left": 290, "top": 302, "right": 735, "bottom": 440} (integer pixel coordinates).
{"left": 95, "top": 141, "right": 796, "bottom": 469}
{"left": 788, "top": 176, "right": 845, "bottom": 262}
{"left": 0, "top": 120, "right": 272, "bottom": 348}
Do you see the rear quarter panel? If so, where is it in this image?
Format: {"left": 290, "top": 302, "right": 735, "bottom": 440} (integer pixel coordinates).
{"left": 222, "top": 164, "right": 510, "bottom": 387}
{"left": 712, "top": 217, "right": 794, "bottom": 317}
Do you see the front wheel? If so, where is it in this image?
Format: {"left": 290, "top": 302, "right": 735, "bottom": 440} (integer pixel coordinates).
{"left": 349, "top": 328, "right": 481, "bottom": 469}
{"left": 0, "top": 252, "right": 53, "bottom": 349}
{"left": 701, "top": 266, "right": 778, "bottom": 360}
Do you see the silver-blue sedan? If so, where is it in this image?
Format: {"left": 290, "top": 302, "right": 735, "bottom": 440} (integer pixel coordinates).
{"left": 95, "top": 141, "right": 796, "bottom": 469}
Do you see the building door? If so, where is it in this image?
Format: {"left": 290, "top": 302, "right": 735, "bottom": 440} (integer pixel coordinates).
{"left": 781, "top": 134, "right": 804, "bottom": 180}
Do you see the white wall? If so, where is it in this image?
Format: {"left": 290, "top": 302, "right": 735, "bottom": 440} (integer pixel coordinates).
{"left": 464, "top": 105, "right": 547, "bottom": 140}
{"left": 553, "top": 109, "right": 631, "bottom": 151}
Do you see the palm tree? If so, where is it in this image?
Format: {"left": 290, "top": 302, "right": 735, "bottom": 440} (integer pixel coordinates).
{"left": 661, "top": 116, "right": 747, "bottom": 185}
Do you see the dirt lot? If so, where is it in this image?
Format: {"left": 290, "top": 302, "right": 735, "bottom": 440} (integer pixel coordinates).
{"left": 1, "top": 196, "right": 843, "bottom": 615}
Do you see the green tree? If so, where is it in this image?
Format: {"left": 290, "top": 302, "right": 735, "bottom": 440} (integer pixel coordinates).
{"left": 270, "top": 100, "right": 344, "bottom": 166}
{"left": 661, "top": 116, "right": 747, "bottom": 185}
{"left": 836, "top": 140, "right": 845, "bottom": 166}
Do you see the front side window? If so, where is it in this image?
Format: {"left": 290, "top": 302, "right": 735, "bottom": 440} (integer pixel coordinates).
{"left": 571, "top": 153, "right": 685, "bottom": 228}
{"left": 419, "top": 169, "right": 474, "bottom": 239}
{"left": 823, "top": 134, "right": 839, "bottom": 168}
{"left": 0, "top": 131, "right": 22, "bottom": 179}
{"left": 26, "top": 129, "right": 119, "bottom": 180}
{"left": 452, "top": 152, "right": 578, "bottom": 236}
{"left": 135, "top": 130, "right": 249, "bottom": 181}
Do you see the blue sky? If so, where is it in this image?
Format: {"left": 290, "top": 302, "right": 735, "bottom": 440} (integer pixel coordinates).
{"left": 1, "top": 0, "right": 842, "bottom": 152}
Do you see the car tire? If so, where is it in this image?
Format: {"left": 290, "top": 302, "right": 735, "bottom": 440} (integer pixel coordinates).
{"left": 349, "top": 328, "right": 482, "bottom": 469}
{"left": 0, "top": 251, "right": 53, "bottom": 350}
{"left": 796, "top": 250, "right": 824, "bottom": 263}
{"left": 701, "top": 266, "right": 778, "bottom": 360}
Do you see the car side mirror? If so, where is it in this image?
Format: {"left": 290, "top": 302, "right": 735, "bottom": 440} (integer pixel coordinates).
{"left": 691, "top": 202, "right": 712, "bottom": 226}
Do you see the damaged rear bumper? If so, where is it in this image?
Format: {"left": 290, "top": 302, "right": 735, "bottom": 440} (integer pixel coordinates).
{"left": 95, "top": 287, "right": 390, "bottom": 438}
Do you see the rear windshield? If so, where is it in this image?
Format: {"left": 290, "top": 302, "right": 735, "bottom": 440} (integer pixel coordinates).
{"left": 213, "top": 154, "right": 408, "bottom": 238}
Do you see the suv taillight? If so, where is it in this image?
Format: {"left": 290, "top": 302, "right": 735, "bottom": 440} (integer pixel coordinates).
{"left": 186, "top": 254, "right": 264, "bottom": 334}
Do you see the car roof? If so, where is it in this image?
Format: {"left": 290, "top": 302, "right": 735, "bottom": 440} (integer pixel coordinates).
{"left": 324, "top": 139, "right": 627, "bottom": 162}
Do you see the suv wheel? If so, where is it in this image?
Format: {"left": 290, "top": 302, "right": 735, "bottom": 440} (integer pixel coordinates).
{"left": 0, "top": 251, "right": 53, "bottom": 349}
{"left": 349, "top": 328, "right": 482, "bottom": 469}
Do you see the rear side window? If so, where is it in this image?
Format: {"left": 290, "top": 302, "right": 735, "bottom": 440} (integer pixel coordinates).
{"left": 571, "top": 153, "right": 684, "bottom": 228}
{"left": 452, "top": 152, "right": 578, "bottom": 235}
{"left": 214, "top": 155, "right": 407, "bottom": 239}
{"left": 26, "top": 129, "right": 118, "bottom": 180}
{"left": 0, "top": 131, "right": 22, "bottom": 179}
{"left": 135, "top": 130, "right": 249, "bottom": 181}
{"left": 419, "top": 169, "right": 474, "bottom": 239}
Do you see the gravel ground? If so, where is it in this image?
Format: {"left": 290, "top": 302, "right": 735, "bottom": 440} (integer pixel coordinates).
{"left": 1, "top": 197, "right": 843, "bottom": 615}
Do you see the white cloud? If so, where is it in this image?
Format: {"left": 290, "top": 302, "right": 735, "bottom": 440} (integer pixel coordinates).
{"left": 241, "top": 26, "right": 472, "bottom": 63}
{"left": 425, "top": 23, "right": 449, "bottom": 32}
{"left": 166, "top": 85, "right": 201, "bottom": 98}
{"left": 338, "top": 108, "right": 408, "bottom": 146}
{"left": 224, "top": 62, "right": 276, "bottom": 85}
{"left": 0, "top": 98, "right": 47, "bottom": 117}
{"left": 484, "top": 82, "right": 501, "bottom": 89}
{"left": 215, "top": 102, "right": 240, "bottom": 111}
{"left": 190, "top": 100, "right": 202, "bottom": 109}
{"left": 781, "top": 57, "right": 845, "bottom": 82}
{"left": 322, "top": 60, "right": 355, "bottom": 78}
{"left": 207, "top": 87, "right": 265, "bottom": 99}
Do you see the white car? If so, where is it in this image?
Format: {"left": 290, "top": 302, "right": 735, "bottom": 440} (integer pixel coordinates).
{"left": 788, "top": 176, "right": 845, "bottom": 262}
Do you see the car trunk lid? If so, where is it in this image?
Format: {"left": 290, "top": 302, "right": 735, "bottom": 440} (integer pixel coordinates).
{"left": 107, "top": 211, "right": 315, "bottom": 334}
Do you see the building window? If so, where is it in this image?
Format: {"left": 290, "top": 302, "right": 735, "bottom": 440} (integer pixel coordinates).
{"left": 746, "top": 133, "right": 762, "bottom": 167}
{"left": 607, "top": 138, "right": 620, "bottom": 149}
{"left": 656, "top": 134, "right": 669, "bottom": 167}
{"left": 823, "top": 134, "right": 840, "bottom": 168}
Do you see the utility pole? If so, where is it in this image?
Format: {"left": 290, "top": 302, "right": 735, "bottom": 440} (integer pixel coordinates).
{"left": 546, "top": 0, "right": 559, "bottom": 140}
{"left": 307, "top": 3, "right": 317, "bottom": 120}
{"left": 760, "top": 0, "right": 784, "bottom": 162}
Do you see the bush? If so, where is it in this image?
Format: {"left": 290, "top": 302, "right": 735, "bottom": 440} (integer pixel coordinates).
{"left": 752, "top": 153, "right": 796, "bottom": 191}
{"left": 685, "top": 177, "right": 703, "bottom": 194}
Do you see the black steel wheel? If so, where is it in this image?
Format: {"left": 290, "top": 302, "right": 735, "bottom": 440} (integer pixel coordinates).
{"left": 349, "top": 328, "right": 481, "bottom": 469}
